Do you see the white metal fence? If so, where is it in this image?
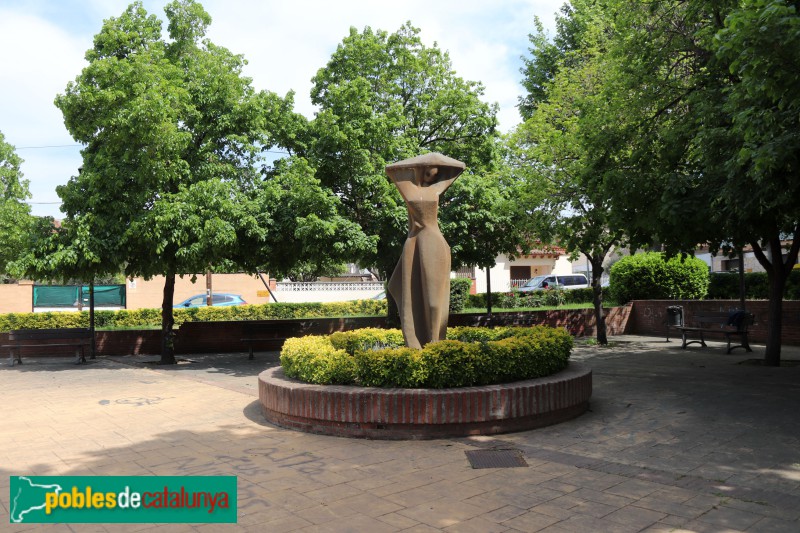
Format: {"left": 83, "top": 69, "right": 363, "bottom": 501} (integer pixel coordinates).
{"left": 275, "top": 281, "right": 385, "bottom": 292}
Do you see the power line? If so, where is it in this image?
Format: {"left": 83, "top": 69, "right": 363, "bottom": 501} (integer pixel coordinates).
{"left": 17, "top": 144, "right": 80, "bottom": 150}
{"left": 16, "top": 144, "right": 290, "bottom": 155}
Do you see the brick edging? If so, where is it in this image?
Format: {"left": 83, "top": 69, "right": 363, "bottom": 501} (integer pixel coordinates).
{"left": 258, "top": 363, "right": 592, "bottom": 439}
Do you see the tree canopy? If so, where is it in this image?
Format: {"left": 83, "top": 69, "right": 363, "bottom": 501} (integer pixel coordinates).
{"left": 520, "top": 0, "right": 799, "bottom": 362}
{"left": 0, "top": 131, "right": 37, "bottom": 281}
{"left": 300, "top": 23, "right": 523, "bottom": 279}
{"left": 512, "top": 0, "right": 625, "bottom": 343}
{"left": 28, "top": 0, "right": 370, "bottom": 363}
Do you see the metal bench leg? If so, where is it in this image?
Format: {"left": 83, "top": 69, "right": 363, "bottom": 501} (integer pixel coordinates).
{"left": 76, "top": 346, "right": 86, "bottom": 364}
{"left": 248, "top": 345, "right": 254, "bottom": 361}
{"left": 10, "top": 347, "right": 22, "bottom": 366}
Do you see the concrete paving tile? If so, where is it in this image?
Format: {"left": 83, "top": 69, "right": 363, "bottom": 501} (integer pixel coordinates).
{"left": 400, "top": 525, "right": 442, "bottom": 533}
{"left": 537, "top": 480, "right": 580, "bottom": 494}
{"left": 679, "top": 519, "right": 748, "bottom": 532}
{"left": 481, "top": 504, "right": 528, "bottom": 523}
{"left": 375, "top": 511, "right": 421, "bottom": 529}
{"left": 424, "top": 479, "right": 487, "bottom": 501}
{"left": 603, "top": 505, "right": 667, "bottom": 529}
{"left": 443, "top": 515, "right": 510, "bottom": 532}
{"left": 633, "top": 496, "right": 707, "bottom": 519}
{"left": 695, "top": 505, "right": 766, "bottom": 530}
{"left": 568, "top": 487, "right": 635, "bottom": 508}
{"left": 539, "top": 514, "right": 639, "bottom": 533}
{"left": 291, "top": 501, "right": 360, "bottom": 525}
{"left": 302, "top": 483, "right": 365, "bottom": 504}
{"left": 247, "top": 514, "right": 314, "bottom": 532}
{"left": 335, "top": 492, "right": 404, "bottom": 517}
{"left": 300, "top": 513, "right": 400, "bottom": 532}
{"left": 499, "top": 510, "right": 562, "bottom": 532}
{"left": 604, "top": 478, "right": 663, "bottom": 499}
{"left": 747, "top": 516, "right": 800, "bottom": 532}
{"left": 383, "top": 486, "right": 448, "bottom": 508}
{"left": 262, "top": 489, "right": 320, "bottom": 512}
{"left": 526, "top": 503, "right": 574, "bottom": 521}
{"left": 397, "top": 498, "right": 487, "bottom": 528}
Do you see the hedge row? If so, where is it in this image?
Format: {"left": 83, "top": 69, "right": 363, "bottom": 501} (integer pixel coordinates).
{"left": 280, "top": 325, "right": 573, "bottom": 388}
{"left": 0, "top": 300, "right": 387, "bottom": 332}
{"left": 708, "top": 270, "right": 800, "bottom": 300}
{"left": 467, "top": 287, "right": 596, "bottom": 309}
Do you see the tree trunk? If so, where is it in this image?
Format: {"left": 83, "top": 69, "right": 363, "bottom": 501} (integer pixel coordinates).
{"left": 763, "top": 270, "right": 785, "bottom": 367}
{"left": 751, "top": 230, "right": 799, "bottom": 367}
{"left": 160, "top": 272, "right": 177, "bottom": 365}
{"left": 590, "top": 258, "right": 607, "bottom": 345}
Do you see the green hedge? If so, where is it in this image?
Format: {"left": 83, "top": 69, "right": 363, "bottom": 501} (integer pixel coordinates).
{"left": 449, "top": 277, "right": 472, "bottom": 312}
{"left": 608, "top": 252, "right": 709, "bottom": 303}
{"left": 467, "top": 287, "right": 595, "bottom": 309}
{"left": 708, "top": 270, "right": 800, "bottom": 300}
{"left": 0, "top": 300, "right": 388, "bottom": 333}
{"left": 280, "top": 325, "right": 573, "bottom": 388}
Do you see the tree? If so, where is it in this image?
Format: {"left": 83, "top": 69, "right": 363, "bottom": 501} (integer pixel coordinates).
{"left": 46, "top": 1, "right": 369, "bottom": 363}
{"left": 601, "top": 0, "right": 800, "bottom": 365}
{"left": 512, "top": 1, "right": 625, "bottom": 344}
{"left": 302, "top": 23, "right": 508, "bottom": 282}
{"left": 0, "top": 131, "right": 37, "bottom": 281}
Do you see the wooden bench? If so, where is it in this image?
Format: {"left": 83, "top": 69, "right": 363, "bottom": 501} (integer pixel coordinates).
{"left": 671, "top": 311, "right": 754, "bottom": 354}
{"left": 241, "top": 320, "right": 317, "bottom": 360}
{"left": 2, "top": 328, "right": 93, "bottom": 366}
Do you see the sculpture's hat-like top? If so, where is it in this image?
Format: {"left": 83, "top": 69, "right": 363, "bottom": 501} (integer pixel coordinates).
{"left": 386, "top": 152, "right": 466, "bottom": 172}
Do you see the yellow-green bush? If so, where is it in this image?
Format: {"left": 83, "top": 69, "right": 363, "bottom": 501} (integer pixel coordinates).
{"left": 280, "top": 326, "right": 573, "bottom": 388}
{"left": 280, "top": 336, "right": 356, "bottom": 385}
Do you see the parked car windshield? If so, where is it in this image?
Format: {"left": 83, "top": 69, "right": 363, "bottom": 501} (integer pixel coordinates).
{"left": 522, "top": 275, "right": 548, "bottom": 288}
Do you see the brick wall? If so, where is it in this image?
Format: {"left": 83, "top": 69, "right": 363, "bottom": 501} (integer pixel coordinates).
{"left": 629, "top": 300, "right": 800, "bottom": 345}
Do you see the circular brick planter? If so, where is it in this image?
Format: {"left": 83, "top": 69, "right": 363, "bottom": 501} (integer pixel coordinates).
{"left": 258, "top": 363, "right": 591, "bottom": 439}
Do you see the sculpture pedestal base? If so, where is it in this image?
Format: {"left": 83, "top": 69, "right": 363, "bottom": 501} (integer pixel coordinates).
{"left": 258, "top": 363, "right": 592, "bottom": 440}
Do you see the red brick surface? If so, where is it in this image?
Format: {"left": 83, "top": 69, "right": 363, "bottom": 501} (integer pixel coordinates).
{"left": 630, "top": 300, "right": 800, "bottom": 345}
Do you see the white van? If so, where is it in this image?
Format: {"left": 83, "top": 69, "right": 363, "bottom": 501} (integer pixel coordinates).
{"left": 517, "top": 274, "right": 589, "bottom": 292}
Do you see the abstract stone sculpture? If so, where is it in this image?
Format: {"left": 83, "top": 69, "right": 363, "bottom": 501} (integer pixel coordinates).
{"left": 386, "top": 153, "right": 466, "bottom": 349}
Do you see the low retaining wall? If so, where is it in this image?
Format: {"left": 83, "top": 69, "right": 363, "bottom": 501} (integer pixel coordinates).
{"left": 630, "top": 300, "right": 800, "bottom": 345}
{"left": 258, "top": 363, "right": 592, "bottom": 439}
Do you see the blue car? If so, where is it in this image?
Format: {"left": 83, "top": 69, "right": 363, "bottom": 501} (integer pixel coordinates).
{"left": 173, "top": 293, "right": 247, "bottom": 308}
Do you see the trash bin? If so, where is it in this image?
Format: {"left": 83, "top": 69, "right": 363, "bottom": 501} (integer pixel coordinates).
{"left": 666, "top": 305, "right": 683, "bottom": 342}
{"left": 667, "top": 306, "right": 684, "bottom": 327}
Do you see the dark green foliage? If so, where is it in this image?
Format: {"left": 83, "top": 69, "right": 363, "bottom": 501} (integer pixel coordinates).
{"left": 708, "top": 270, "right": 800, "bottom": 300}
{"left": 467, "top": 287, "right": 596, "bottom": 309}
{"left": 280, "top": 326, "right": 573, "bottom": 388}
{"left": 0, "top": 300, "right": 387, "bottom": 332}
{"left": 608, "top": 253, "right": 709, "bottom": 303}
{"left": 449, "top": 277, "right": 472, "bottom": 312}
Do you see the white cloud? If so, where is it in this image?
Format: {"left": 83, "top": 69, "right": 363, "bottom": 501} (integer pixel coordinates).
{"left": 0, "top": 0, "right": 562, "bottom": 218}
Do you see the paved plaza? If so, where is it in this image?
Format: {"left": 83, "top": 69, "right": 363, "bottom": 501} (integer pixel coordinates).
{"left": 2, "top": 335, "right": 799, "bottom": 532}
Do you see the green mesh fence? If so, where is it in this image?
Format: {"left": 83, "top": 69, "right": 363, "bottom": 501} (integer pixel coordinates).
{"left": 33, "top": 285, "right": 126, "bottom": 308}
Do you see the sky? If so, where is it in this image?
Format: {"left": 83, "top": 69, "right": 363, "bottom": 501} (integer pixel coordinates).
{"left": 0, "top": 0, "right": 564, "bottom": 218}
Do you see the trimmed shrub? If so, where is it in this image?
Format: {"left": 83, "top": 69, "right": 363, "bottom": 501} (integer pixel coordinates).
{"left": 280, "top": 326, "right": 573, "bottom": 388}
{"left": 708, "top": 270, "right": 800, "bottom": 300}
{"left": 449, "top": 277, "right": 472, "bottom": 312}
{"left": 608, "top": 252, "right": 709, "bottom": 303}
{"left": 467, "top": 287, "right": 595, "bottom": 310}
{"left": 280, "top": 336, "right": 356, "bottom": 385}
{"left": 0, "top": 299, "right": 387, "bottom": 333}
